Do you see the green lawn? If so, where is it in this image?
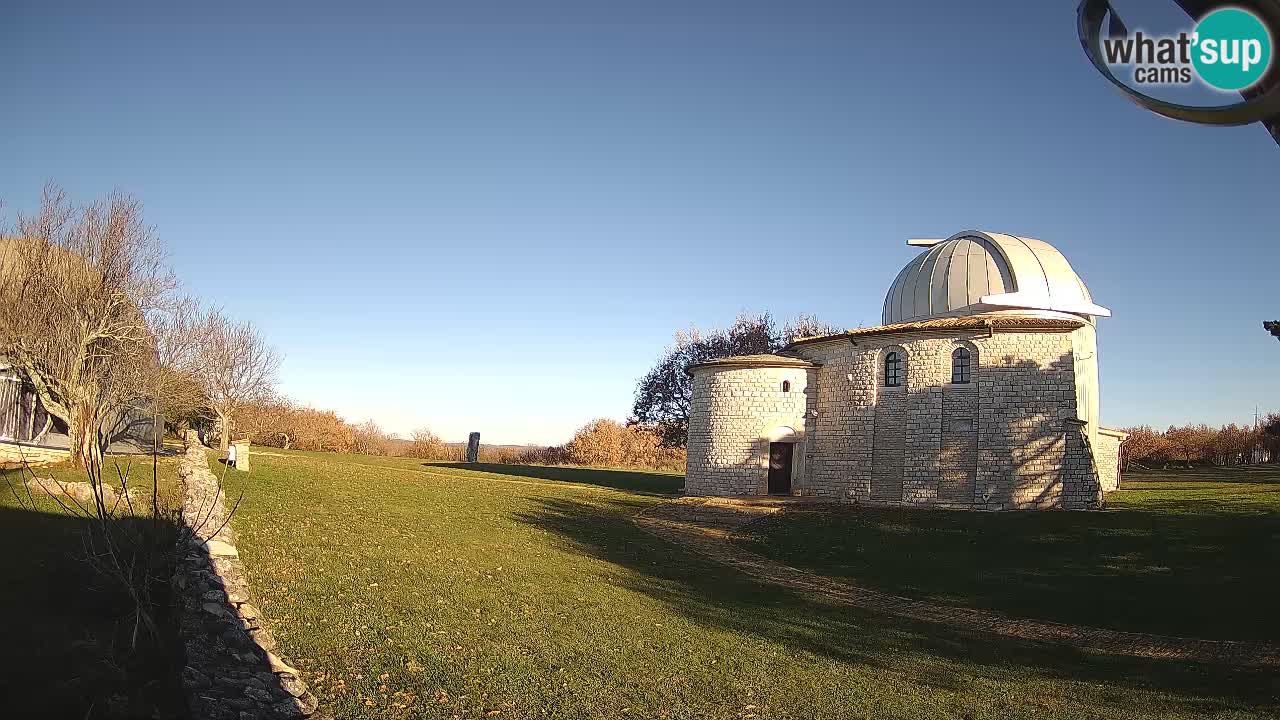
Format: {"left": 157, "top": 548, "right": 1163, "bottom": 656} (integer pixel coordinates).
{"left": 742, "top": 466, "right": 1280, "bottom": 643}
{"left": 219, "top": 452, "right": 1280, "bottom": 720}
{"left": 0, "top": 454, "right": 185, "bottom": 719}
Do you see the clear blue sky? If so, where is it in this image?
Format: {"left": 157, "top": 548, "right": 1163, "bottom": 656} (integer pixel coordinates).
{"left": 4, "top": 0, "right": 1276, "bottom": 444}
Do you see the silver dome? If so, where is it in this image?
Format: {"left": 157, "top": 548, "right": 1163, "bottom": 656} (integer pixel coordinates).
{"left": 882, "top": 231, "right": 1110, "bottom": 325}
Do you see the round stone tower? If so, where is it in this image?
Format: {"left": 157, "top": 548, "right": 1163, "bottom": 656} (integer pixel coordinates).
{"left": 684, "top": 355, "right": 818, "bottom": 496}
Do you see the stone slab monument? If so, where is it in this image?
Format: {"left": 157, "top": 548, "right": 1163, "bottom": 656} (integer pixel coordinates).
{"left": 466, "top": 432, "right": 480, "bottom": 464}
{"left": 231, "top": 440, "right": 251, "bottom": 472}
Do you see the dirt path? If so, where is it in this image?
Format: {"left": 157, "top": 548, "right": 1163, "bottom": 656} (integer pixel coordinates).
{"left": 633, "top": 498, "right": 1280, "bottom": 668}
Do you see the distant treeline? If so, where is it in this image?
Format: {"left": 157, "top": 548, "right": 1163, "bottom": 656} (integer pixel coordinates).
{"left": 231, "top": 400, "right": 685, "bottom": 472}
{"left": 1121, "top": 414, "right": 1280, "bottom": 469}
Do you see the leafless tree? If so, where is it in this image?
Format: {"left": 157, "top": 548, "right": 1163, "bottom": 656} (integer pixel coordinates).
{"left": 351, "top": 419, "right": 391, "bottom": 456}
{"left": 0, "top": 184, "right": 176, "bottom": 467}
{"left": 407, "top": 426, "right": 449, "bottom": 458}
{"left": 194, "top": 311, "right": 281, "bottom": 451}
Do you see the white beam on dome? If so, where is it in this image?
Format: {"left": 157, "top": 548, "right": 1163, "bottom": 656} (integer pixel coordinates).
{"left": 979, "top": 291, "right": 1112, "bottom": 318}
{"left": 906, "top": 238, "right": 945, "bottom": 247}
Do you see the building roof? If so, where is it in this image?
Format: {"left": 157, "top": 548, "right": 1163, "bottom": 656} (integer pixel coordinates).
{"left": 882, "top": 231, "right": 1111, "bottom": 325}
{"left": 686, "top": 353, "right": 820, "bottom": 374}
{"left": 786, "top": 315, "right": 1086, "bottom": 348}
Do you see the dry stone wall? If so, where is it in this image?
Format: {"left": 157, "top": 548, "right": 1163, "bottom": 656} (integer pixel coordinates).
{"left": 174, "top": 434, "right": 325, "bottom": 720}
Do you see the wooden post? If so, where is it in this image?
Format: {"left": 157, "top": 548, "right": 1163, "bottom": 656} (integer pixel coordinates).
{"left": 466, "top": 432, "right": 480, "bottom": 464}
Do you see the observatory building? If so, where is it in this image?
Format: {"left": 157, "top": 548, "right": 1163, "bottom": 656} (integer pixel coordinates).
{"left": 685, "top": 231, "right": 1126, "bottom": 510}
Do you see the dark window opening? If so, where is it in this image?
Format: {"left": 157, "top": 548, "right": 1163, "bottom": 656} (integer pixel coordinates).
{"left": 952, "top": 347, "right": 972, "bottom": 384}
{"left": 884, "top": 351, "right": 902, "bottom": 387}
{"left": 781, "top": 380, "right": 791, "bottom": 392}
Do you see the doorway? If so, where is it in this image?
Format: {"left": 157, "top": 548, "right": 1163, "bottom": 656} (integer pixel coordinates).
{"left": 767, "top": 442, "right": 793, "bottom": 495}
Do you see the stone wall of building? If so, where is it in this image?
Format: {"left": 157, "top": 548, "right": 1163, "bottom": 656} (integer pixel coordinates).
{"left": 971, "top": 331, "right": 1080, "bottom": 509}
{"left": 684, "top": 324, "right": 1118, "bottom": 510}
{"left": 792, "top": 327, "right": 1101, "bottom": 509}
{"left": 0, "top": 440, "right": 69, "bottom": 467}
{"left": 1096, "top": 429, "right": 1125, "bottom": 492}
{"left": 685, "top": 365, "right": 814, "bottom": 496}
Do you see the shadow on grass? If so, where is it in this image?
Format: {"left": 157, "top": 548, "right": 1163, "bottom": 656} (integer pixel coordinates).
{"left": 0, "top": 505, "right": 186, "bottom": 719}
{"left": 514, "top": 496, "right": 1280, "bottom": 718}
{"left": 422, "top": 462, "right": 684, "bottom": 495}
{"left": 740, "top": 501, "right": 1280, "bottom": 642}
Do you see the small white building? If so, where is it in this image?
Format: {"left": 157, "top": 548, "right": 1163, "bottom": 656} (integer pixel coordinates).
{"left": 685, "top": 231, "right": 1126, "bottom": 510}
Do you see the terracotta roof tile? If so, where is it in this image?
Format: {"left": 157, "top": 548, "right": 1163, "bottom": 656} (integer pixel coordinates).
{"left": 787, "top": 315, "right": 1086, "bottom": 347}
{"left": 687, "top": 353, "right": 820, "bottom": 374}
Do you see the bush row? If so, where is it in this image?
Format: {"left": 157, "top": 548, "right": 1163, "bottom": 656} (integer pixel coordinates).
{"left": 230, "top": 402, "right": 686, "bottom": 472}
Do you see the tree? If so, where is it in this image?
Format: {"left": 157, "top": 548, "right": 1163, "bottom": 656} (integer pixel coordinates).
{"left": 1212, "top": 423, "right": 1255, "bottom": 466}
{"left": 235, "top": 397, "right": 298, "bottom": 449}
{"left": 351, "top": 419, "right": 391, "bottom": 456}
{"left": 631, "top": 312, "right": 839, "bottom": 447}
{"left": 406, "top": 427, "right": 450, "bottom": 459}
{"left": 0, "top": 184, "right": 176, "bottom": 467}
{"left": 567, "top": 418, "right": 628, "bottom": 467}
{"left": 780, "top": 314, "right": 843, "bottom": 345}
{"left": 236, "top": 400, "right": 355, "bottom": 452}
{"left": 1262, "top": 413, "right": 1280, "bottom": 461}
{"left": 147, "top": 296, "right": 212, "bottom": 437}
{"left": 1118, "top": 426, "right": 1167, "bottom": 468}
{"left": 195, "top": 311, "right": 281, "bottom": 451}
{"left": 1266, "top": 321, "right": 1280, "bottom": 342}
{"left": 1164, "top": 424, "right": 1217, "bottom": 466}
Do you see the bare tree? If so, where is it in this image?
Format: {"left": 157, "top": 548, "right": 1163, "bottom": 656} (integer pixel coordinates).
{"left": 0, "top": 184, "right": 176, "bottom": 467}
{"left": 407, "top": 426, "right": 449, "bottom": 459}
{"left": 781, "top": 313, "right": 843, "bottom": 345}
{"left": 146, "top": 296, "right": 211, "bottom": 436}
{"left": 351, "top": 419, "right": 391, "bottom": 455}
{"left": 195, "top": 311, "right": 281, "bottom": 451}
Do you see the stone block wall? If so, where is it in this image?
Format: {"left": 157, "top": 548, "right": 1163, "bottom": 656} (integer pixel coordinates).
{"left": 0, "top": 440, "right": 69, "bottom": 467}
{"left": 940, "top": 381, "right": 978, "bottom": 503}
{"left": 792, "top": 326, "right": 1104, "bottom": 509}
{"left": 685, "top": 323, "right": 1116, "bottom": 510}
{"left": 685, "top": 365, "right": 814, "bottom": 496}
{"left": 1096, "top": 429, "right": 1125, "bottom": 492}
{"left": 970, "top": 331, "right": 1079, "bottom": 509}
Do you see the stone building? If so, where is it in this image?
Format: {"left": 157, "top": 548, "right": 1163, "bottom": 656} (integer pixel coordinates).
{"left": 685, "top": 231, "right": 1127, "bottom": 510}
{"left": 1, "top": 358, "right": 165, "bottom": 466}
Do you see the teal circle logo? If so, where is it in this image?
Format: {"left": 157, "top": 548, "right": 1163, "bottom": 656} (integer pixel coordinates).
{"left": 1191, "top": 8, "right": 1273, "bottom": 91}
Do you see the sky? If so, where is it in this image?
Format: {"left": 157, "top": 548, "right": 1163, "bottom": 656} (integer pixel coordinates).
{"left": 3, "top": 0, "right": 1276, "bottom": 445}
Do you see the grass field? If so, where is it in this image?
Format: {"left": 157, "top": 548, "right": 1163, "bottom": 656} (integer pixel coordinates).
{"left": 216, "top": 452, "right": 1280, "bottom": 720}
{"left": 0, "top": 454, "right": 186, "bottom": 719}
{"left": 743, "top": 466, "right": 1280, "bottom": 643}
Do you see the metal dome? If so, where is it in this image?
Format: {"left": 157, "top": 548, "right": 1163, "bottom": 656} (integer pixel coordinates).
{"left": 881, "top": 231, "right": 1110, "bottom": 325}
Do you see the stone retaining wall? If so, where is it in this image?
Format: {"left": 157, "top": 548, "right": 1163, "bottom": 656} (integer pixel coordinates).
{"left": 173, "top": 433, "right": 324, "bottom": 720}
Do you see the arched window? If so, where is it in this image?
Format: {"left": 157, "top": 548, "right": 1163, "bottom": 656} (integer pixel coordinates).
{"left": 884, "top": 351, "right": 903, "bottom": 387}
{"left": 952, "top": 347, "right": 972, "bottom": 384}
{"left": 781, "top": 380, "right": 791, "bottom": 392}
